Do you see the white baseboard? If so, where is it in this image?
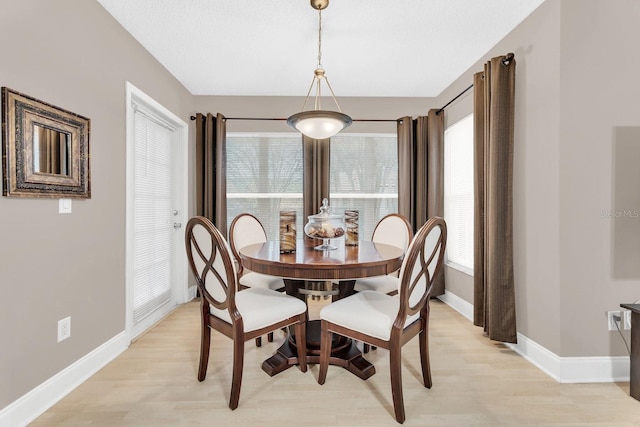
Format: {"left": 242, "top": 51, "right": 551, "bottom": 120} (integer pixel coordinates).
{"left": 506, "top": 333, "right": 630, "bottom": 383}
{"left": 187, "top": 285, "right": 197, "bottom": 301}
{"left": 0, "top": 331, "right": 128, "bottom": 427}
{"left": 437, "top": 290, "right": 474, "bottom": 321}
{"left": 437, "top": 290, "right": 630, "bottom": 383}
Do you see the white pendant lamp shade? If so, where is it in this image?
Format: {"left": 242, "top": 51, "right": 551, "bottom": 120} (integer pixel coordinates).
{"left": 288, "top": 0, "right": 351, "bottom": 139}
{"left": 287, "top": 110, "right": 352, "bottom": 140}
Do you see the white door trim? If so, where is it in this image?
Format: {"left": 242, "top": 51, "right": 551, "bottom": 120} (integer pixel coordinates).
{"left": 124, "top": 81, "right": 189, "bottom": 343}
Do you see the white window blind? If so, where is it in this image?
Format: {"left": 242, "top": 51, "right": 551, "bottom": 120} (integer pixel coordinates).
{"left": 444, "top": 114, "right": 474, "bottom": 272}
{"left": 330, "top": 134, "right": 398, "bottom": 240}
{"left": 133, "top": 109, "right": 174, "bottom": 323}
{"left": 226, "top": 133, "right": 304, "bottom": 240}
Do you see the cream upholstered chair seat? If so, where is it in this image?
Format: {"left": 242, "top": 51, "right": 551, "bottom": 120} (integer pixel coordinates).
{"left": 210, "top": 287, "right": 305, "bottom": 331}
{"left": 350, "top": 275, "right": 399, "bottom": 295}
{"left": 185, "top": 216, "right": 307, "bottom": 410}
{"left": 239, "top": 271, "right": 284, "bottom": 290}
{"left": 320, "top": 291, "right": 420, "bottom": 341}
{"left": 353, "top": 213, "right": 413, "bottom": 295}
{"left": 318, "top": 217, "right": 447, "bottom": 424}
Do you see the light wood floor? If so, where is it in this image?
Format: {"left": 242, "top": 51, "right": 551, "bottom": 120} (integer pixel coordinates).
{"left": 31, "top": 299, "right": 640, "bottom": 426}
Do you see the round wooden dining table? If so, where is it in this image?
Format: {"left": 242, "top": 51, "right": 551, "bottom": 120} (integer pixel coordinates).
{"left": 239, "top": 238, "right": 404, "bottom": 380}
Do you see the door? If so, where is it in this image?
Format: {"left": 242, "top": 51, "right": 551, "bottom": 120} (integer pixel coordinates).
{"left": 125, "top": 82, "right": 189, "bottom": 340}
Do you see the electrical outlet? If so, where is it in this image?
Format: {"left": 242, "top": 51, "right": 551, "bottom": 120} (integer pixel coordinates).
{"left": 58, "top": 316, "right": 71, "bottom": 342}
{"left": 607, "top": 310, "right": 621, "bottom": 331}
{"left": 624, "top": 310, "right": 632, "bottom": 330}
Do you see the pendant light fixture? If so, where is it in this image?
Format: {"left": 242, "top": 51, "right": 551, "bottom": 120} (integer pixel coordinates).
{"left": 287, "top": 0, "right": 352, "bottom": 139}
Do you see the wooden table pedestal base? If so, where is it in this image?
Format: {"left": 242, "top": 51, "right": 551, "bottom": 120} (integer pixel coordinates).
{"left": 261, "top": 320, "right": 376, "bottom": 380}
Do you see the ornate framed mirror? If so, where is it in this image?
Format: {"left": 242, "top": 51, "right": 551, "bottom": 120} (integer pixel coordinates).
{"left": 2, "top": 87, "right": 90, "bottom": 198}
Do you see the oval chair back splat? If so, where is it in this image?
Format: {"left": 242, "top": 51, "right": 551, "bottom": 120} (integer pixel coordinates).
{"left": 353, "top": 213, "right": 413, "bottom": 295}
{"left": 372, "top": 213, "right": 413, "bottom": 258}
{"left": 229, "top": 213, "right": 285, "bottom": 291}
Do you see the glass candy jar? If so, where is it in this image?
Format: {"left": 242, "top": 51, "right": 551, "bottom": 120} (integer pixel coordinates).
{"left": 304, "top": 198, "right": 346, "bottom": 250}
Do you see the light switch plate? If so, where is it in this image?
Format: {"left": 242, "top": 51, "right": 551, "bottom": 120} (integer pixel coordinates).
{"left": 59, "top": 198, "right": 72, "bottom": 214}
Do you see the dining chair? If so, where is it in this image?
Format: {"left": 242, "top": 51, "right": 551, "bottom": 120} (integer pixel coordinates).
{"left": 185, "top": 216, "right": 308, "bottom": 410}
{"left": 317, "top": 217, "right": 447, "bottom": 424}
{"left": 229, "top": 213, "right": 286, "bottom": 346}
{"left": 353, "top": 213, "right": 413, "bottom": 295}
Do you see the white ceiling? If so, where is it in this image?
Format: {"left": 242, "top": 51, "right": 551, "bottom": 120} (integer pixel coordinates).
{"left": 96, "top": 0, "right": 545, "bottom": 98}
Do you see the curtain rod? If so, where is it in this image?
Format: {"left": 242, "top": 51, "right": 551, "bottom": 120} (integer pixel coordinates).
{"left": 189, "top": 116, "right": 397, "bottom": 123}
{"left": 435, "top": 52, "right": 514, "bottom": 115}
{"left": 435, "top": 84, "right": 473, "bottom": 115}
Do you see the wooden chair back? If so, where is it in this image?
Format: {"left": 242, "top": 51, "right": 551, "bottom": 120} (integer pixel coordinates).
{"left": 396, "top": 216, "right": 447, "bottom": 325}
{"left": 185, "top": 216, "right": 238, "bottom": 314}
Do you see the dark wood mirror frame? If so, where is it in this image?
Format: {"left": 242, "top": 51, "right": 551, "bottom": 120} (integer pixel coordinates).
{"left": 2, "top": 87, "right": 90, "bottom": 198}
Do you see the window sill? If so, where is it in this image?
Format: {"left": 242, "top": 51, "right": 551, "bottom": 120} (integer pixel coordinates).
{"left": 445, "top": 261, "right": 473, "bottom": 277}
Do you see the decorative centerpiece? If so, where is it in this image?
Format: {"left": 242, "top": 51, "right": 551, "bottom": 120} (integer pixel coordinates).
{"left": 344, "top": 209, "right": 359, "bottom": 246}
{"left": 304, "top": 198, "right": 345, "bottom": 250}
{"left": 279, "top": 211, "right": 297, "bottom": 253}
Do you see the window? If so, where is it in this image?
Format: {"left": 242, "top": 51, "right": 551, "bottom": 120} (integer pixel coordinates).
{"left": 444, "top": 114, "right": 474, "bottom": 273}
{"left": 226, "top": 132, "right": 398, "bottom": 243}
{"left": 330, "top": 133, "right": 398, "bottom": 240}
{"left": 226, "top": 133, "right": 303, "bottom": 240}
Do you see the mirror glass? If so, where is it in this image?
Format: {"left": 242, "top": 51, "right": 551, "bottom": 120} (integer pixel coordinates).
{"left": 33, "top": 124, "right": 72, "bottom": 176}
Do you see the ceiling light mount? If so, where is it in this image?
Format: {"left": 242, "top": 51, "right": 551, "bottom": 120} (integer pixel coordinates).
{"left": 287, "top": 0, "right": 352, "bottom": 139}
{"left": 310, "top": 0, "right": 329, "bottom": 11}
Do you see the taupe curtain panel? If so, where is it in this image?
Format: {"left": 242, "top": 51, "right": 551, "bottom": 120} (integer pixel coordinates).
{"left": 195, "top": 112, "right": 227, "bottom": 237}
{"left": 397, "top": 111, "right": 445, "bottom": 296}
{"left": 427, "top": 109, "right": 445, "bottom": 296}
{"left": 303, "top": 135, "right": 330, "bottom": 219}
{"left": 473, "top": 53, "right": 517, "bottom": 343}
{"left": 397, "top": 116, "right": 414, "bottom": 225}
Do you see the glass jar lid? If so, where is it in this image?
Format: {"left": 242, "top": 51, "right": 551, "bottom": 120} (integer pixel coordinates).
{"left": 308, "top": 198, "right": 341, "bottom": 221}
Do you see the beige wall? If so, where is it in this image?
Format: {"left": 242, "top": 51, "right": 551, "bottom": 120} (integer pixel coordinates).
{"left": 440, "top": 0, "right": 640, "bottom": 357}
{"left": 3, "top": 0, "right": 640, "bottom": 416}
{"left": 557, "top": 0, "right": 640, "bottom": 356}
{"left": 0, "top": 0, "right": 194, "bottom": 408}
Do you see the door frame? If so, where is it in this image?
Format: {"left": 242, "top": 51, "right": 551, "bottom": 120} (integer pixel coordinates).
{"left": 124, "top": 81, "right": 190, "bottom": 343}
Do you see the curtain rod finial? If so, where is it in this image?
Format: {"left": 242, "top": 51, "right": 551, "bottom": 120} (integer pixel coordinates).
{"left": 502, "top": 52, "right": 515, "bottom": 65}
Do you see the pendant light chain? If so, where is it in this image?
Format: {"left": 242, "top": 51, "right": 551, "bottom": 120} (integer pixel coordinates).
{"left": 317, "top": 10, "right": 323, "bottom": 69}
{"left": 315, "top": 9, "right": 323, "bottom": 110}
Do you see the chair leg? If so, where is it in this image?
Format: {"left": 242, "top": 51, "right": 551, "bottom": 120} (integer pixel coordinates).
{"left": 419, "top": 314, "right": 432, "bottom": 388}
{"left": 389, "top": 344, "right": 405, "bottom": 424}
{"left": 295, "top": 319, "right": 307, "bottom": 372}
{"left": 267, "top": 331, "right": 274, "bottom": 342}
{"left": 229, "top": 336, "right": 245, "bottom": 410}
{"left": 362, "top": 343, "right": 378, "bottom": 353}
{"left": 255, "top": 336, "right": 262, "bottom": 347}
{"left": 317, "top": 320, "right": 331, "bottom": 384}
{"left": 198, "top": 308, "right": 211, "bottom": 382}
